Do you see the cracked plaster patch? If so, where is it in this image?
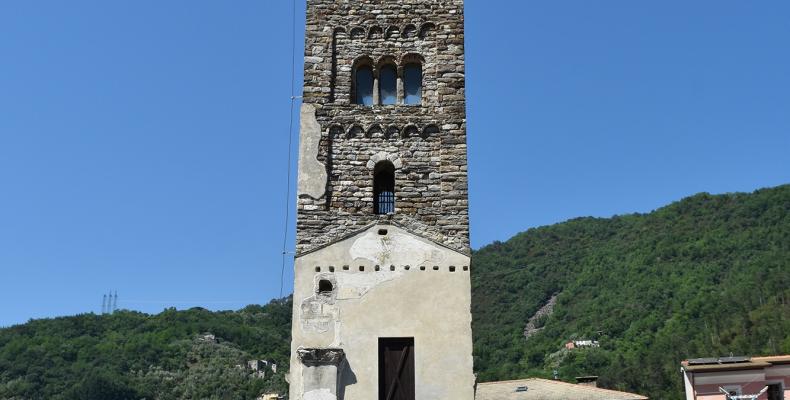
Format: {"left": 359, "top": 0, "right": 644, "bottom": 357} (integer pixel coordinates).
{"left": 349, "top": 230, "right": 444, "bottom": 266}
{"left": 298, "top": 104, "right": 327, "bottom": 199}
{"left": 334, "top": 271, "right": 402, "bottom": 300}
{"left": 300, "top": 296, "right": 338, "bottom": 334}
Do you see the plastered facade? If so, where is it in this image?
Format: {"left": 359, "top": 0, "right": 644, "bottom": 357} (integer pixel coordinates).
{"left": 289, "top": 1, "right": 474, "bottom": 399}
{"left": 289, "top": 224, "right": 475, "bottom": 400}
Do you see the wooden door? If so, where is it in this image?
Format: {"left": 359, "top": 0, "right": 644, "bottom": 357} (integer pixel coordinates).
{"left": 378, "top": 338, "right": 415, "bottom": 400}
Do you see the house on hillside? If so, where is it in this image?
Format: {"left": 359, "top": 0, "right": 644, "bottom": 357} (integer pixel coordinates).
{"left": 680, "top": 355, "right": 789, "bottom": 400}
{"left": 475, "top": 378, "right": 648, "bottom": 400}
{"left": 565, "top": 340, "right": 601, "bottom": 350}
{"left": 247, "top": 359, "right": 277, "bottom": 379}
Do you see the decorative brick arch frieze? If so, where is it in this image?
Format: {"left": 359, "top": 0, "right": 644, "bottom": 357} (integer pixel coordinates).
{"left": 332, "top": 22, "right": 437, "bottom": 42}
{"left": 367, "top": 26, "right": 383, "bottom": 40}
{"left": 402, "top": 24, "right": 418, "bottom": 39}
{"left": 325, "top": 123, "right": 442, "bottom": 141}
{"left": 349, "top": 27, "right": 365, "bottom": 40}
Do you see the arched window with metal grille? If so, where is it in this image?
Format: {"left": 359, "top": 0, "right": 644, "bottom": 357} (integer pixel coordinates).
{"left": 373, "top": 161, "right": 395, "bottom": 215}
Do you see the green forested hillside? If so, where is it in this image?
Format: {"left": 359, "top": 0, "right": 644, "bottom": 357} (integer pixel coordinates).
{"left": 0, "top": 300, "right": 292, "bottom": 400}
{"left": 471, "top": 185, "right": 790, "bottom": 399}
{"left": 1, "top": 186, "right": 788, "bottom": 400}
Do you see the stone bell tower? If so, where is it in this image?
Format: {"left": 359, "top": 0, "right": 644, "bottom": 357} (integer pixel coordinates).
{"left": 288, "top": 1, "right": 473, "bottom": 399}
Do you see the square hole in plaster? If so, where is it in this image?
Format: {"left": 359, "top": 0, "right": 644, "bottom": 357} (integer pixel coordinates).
{"left": 449, "top": 266, "right": 456, "bottom": 272}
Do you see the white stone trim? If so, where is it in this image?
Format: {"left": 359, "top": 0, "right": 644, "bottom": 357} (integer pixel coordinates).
{"left": 366, "top": 152, "right": 402, "bottom": 169}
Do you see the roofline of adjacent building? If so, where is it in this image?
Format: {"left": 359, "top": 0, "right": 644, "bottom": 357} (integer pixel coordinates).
{"left": 752, "top": 355, "right": 790, "bottom": 364}
{"left": 681, "top": 362, "right": 772, "bottom": 373}
{"left": 476, "top": 377, "right": 648, "bottom": 399}
{"left": 680, "top": 354, "right": 790, "bottom": 372}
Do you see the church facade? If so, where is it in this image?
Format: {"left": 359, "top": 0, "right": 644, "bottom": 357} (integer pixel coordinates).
{"left": 288, "top": 1, "right": 474, "bottom": 399}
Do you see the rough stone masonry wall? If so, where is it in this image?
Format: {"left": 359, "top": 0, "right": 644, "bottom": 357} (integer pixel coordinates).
{"left": 296, "top": 0, "right": 469, "bottom": 254}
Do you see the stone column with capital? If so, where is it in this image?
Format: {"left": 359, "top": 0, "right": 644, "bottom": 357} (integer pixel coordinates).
{"left": 297, "top": 348, "right": 346, "bottom": 400}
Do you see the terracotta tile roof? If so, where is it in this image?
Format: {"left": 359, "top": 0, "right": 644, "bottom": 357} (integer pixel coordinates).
{"left": 476, "top": 378, "right": 648, "bottom": 400}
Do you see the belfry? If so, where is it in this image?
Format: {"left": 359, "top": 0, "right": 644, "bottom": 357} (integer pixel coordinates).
{"left": 288, "top": 1, "right": 474, "bottom": 399}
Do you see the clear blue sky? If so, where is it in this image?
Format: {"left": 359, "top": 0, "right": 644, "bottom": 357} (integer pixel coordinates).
{"left": 1, "top": 1, "right": 788, "bottom": 327}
